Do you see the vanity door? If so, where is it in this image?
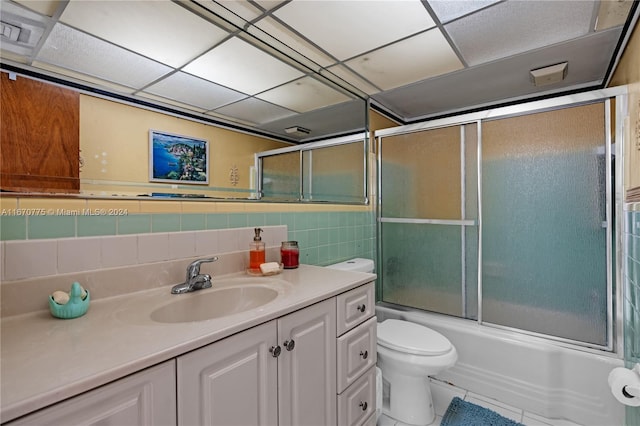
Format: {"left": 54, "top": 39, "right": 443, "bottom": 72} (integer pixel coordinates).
{"left": 177, "top": 321, "right": 278, "bottom": 426}
{"left": 5, "top": 361, "right": 176, "bottom": 426}
{"left": 277, "top": 298, "right": 337, "bottom": 426}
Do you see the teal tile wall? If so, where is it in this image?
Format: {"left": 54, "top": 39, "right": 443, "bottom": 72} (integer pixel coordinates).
{"left": 624, "top": 208, "right": 640, "bottom": 426}
{"left": 0, "top": 210, "right": 376, "bottom": 267}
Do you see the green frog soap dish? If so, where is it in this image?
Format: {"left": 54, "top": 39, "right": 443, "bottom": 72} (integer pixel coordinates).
{"left": 49, "top": 282, "right": 90, "bottom": 319}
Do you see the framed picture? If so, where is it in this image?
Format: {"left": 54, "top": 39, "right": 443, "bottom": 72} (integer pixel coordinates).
{"left": 149, "top": 130, "right": 209, "bottom": 184}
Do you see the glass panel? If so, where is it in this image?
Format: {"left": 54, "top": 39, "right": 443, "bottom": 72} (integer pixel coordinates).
{"left": 380, "top": 126, "right": 461, "bottom": 219}
{"left": 261, "top": 151, "right": 300, "bottom": 200}
{"left": 302, "top": 141, "right": 365, "bottom": 203}
{"left": 381, "top": 223, "right": 463, "bottom": 317}
{"left": 379, "top": 123, "right": 478, "bottom": 319}
{"left": 481, "top": 103, "right": 608, "bottom": 345}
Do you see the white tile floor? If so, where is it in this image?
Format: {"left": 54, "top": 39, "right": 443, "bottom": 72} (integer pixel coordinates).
{"left": 377, "top": 377, "right": 584, "bottom": 426}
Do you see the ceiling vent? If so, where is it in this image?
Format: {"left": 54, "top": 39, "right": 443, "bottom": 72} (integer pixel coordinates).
{"left": 1, "top": 21, "right": 22, "bottom": 42}
{"left": 0, "top": 4, "right": 48, "bottom": 57}
{"left": 529, "top": 62, "right": 568, "bottom": 87}
{"left": 285, "top": 126, "right": 311, "bottom": 136}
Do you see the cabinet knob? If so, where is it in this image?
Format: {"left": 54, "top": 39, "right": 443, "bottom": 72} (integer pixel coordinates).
{"left": 284, "top": 339, "right": 296, "bottom": 351}
{"left": 357, "top": 304, "right": 366, "bottom": 313}
{"left": 359, "top": 350, "right": 368, "bottom": 360}
{"left": 359, "top": 401, "right": 368, "bottom": 411}
{"left": 269, "top": 345, "right": 281, "bottom": 357}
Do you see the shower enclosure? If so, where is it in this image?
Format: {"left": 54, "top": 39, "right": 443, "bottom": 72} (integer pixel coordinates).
{"left": 376, "top": 89, "right": 625, "bottom": 351}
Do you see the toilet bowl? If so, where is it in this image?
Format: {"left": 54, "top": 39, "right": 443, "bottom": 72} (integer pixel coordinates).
{"left": 377, "top": 319, "right": 457, "bottom": 425}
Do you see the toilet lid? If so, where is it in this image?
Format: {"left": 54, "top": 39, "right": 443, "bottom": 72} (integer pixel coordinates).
{"left": 377, "top": 319, "right": 452, "bottom": 356}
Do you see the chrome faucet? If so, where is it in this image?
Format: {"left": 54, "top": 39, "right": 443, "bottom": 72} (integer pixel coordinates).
{"left": 171, "top": 257, "right": 218, "bottom": 294}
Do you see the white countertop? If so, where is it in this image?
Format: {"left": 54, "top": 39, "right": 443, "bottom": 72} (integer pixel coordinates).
{"left": 0, "top": 265, "right": 376, "bottom": 423}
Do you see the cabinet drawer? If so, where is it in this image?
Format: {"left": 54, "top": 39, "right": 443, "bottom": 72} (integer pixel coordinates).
{"left": 337, "top": 367, "right": 376, "bottom": 426}
{"left": 337, "top": 316, "right": 377, "bottom": 393}
{"left": 336, "top": 282, "right": 375, "bottom": 336}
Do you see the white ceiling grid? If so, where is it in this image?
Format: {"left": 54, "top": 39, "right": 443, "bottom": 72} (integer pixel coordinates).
{"left": 0, "top": 0, "right": 636, "bottom": 141}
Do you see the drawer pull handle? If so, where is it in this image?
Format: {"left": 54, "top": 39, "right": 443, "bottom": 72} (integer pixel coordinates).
{"left": 359, "top": 350, "right": 368, "bottom": 360}
{"left": 357, "top": 304, "right": 366, "bottom": 313}
{"left": 284, "top": 339, "right": 296, "bottom": 351}
{"left": 269, "top": 345, "right": 281, "bottom": 357}
{"left": 359, "top": 401, "right": 368, "bottom": 411}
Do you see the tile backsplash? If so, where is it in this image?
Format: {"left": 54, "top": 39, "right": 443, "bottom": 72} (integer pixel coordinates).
{"left": 0, "top": 208, "right": 376, "bottom": 281}
{"left": 2, "top": 226, "right": 284, "bottom": 281}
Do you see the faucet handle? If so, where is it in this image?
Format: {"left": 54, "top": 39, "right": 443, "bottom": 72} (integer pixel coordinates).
{"left": 186, "top": 257, "right": 218, "bottom": 278}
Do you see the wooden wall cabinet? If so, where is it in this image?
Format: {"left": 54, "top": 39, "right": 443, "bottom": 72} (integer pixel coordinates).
{"left": 1, "top": 73, "right": 80, "bottom": 193}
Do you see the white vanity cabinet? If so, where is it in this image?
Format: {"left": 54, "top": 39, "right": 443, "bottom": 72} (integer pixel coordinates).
{"left": 336, "top": 282, "right": 377, "bottom": 426}
{"left": 177, "top": 298, "right": 336, "bottom": 426}
{"left": 5, "top": 361, "right": 177, "bottom": 426}
{"left": 2, "top": 277, "right": 376, "bottom": 426}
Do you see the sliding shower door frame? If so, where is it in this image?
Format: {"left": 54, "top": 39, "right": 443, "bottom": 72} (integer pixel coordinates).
{"left": 376, "top": 87, "right": 627, "bottom": 354}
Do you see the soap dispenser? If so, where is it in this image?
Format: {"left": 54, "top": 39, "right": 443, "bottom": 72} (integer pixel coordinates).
{"left": 249, "top": 228, "right": 265, "bottom": 270}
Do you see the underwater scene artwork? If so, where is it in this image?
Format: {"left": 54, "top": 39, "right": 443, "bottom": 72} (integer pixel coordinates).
{"left": 149, "top": 130, "right": 209, "bottom": 184}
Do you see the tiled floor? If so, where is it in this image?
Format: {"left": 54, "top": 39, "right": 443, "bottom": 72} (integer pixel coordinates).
{"left": 377, "top": 377, "right": 583, "bottom": 426}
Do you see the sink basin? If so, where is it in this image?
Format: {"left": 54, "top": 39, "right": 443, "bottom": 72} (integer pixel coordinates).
{"left": 150, "top": 285, "right": 280, "bottom": 323}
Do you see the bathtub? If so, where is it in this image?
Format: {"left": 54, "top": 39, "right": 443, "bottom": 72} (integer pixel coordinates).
{"left": 376, "top": 304, "right": 625, "bottom": 426}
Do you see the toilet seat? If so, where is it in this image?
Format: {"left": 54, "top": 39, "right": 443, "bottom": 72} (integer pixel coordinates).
{"left": 378, "top": 319, "right": 452, "bottom": 356}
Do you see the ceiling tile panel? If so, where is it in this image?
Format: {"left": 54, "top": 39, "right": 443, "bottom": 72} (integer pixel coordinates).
{"left": 60, "top": 0, "right": 229, "bottom": 68}
{"left": 427, "top": 0, "right": 501, "bottom": 24}
{"left": 273, "top": 0, "right": 435, "bottom": 60}
{"left": 142, "top": 72, "right": 247, "bottom": 111}
{"left": 36, "top": 24, "right": 172, "bottom": 90}
{"left": 182, "top": 37, "right": 305, "bottom": 95}
{"left": 135, "top": 91, "right": 208, "bottom": 114}
{"left": 446, "top": 0, "right": 596, "bottom": 67}
{"left": 213, "top": 97, "right": 297, "bottom": 125}
{"left": 32, "top": 60, "right": 141, "bottom": 94}
{"left": 325, "top": 64, "right": 381, "bottom": 95}
{"left": 256, "top": 76, "right": 352, "bottom": 113}
{"left": 257, "top": 99, "right": 366, "bottom": 141}
{"left": 253, "top": 17, "right": 336, "bottom": 68}
{"left": 14, "top": 0, "right": 59, "bottom": 17}
{"left": 345, "top": 29, "right": 463, "bottom": 91}
{"left": 373, "top": 27, "right": 622, "bottom": 120}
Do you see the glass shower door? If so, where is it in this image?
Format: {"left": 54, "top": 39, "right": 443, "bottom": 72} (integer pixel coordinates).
{"left": 379, "top": 123, "right": 478, "bottom": 318}
{"left": 481, "top": 102, "right": 610, "bottom": 347}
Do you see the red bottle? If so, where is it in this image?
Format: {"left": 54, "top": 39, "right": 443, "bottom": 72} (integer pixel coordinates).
{"left": 280, "top": 241, "right": 299, "bottom": 269}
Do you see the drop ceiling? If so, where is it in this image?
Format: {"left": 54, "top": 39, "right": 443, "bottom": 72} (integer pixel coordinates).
{"left": 0, "top": 0, "right": 638, "bottom": 143}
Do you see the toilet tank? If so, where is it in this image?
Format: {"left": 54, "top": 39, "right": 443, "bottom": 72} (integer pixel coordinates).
{"left": 325, "top": 258, "right": 374, "bottom": 273}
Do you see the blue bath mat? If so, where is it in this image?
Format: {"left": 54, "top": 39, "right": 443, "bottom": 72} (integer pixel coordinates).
{"left": 441, "top": 397, "right": 524, "bottom": 426}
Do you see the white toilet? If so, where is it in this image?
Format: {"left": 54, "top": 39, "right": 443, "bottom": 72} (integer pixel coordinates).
{"left": 377, "top": 319, "right": 457, "bottom": 425}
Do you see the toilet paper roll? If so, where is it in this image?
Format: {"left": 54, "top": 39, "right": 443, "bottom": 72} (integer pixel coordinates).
{"left": 608, "top": 367, "right": 640, "bottom": 407}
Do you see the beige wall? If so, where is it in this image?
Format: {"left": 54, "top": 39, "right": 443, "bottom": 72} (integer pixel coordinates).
{"left": 609, "top": 21, "right": 640, "bottom": 195}
{"left": 80, "top": 95, "right": 287, "bottom": 197}
{"left": 369, "top": 109, "right": 398, "bottom": 134}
